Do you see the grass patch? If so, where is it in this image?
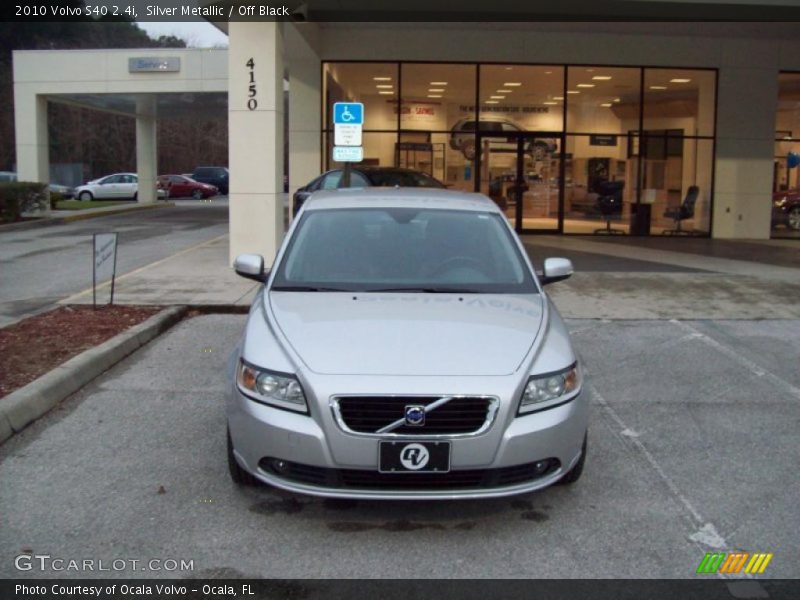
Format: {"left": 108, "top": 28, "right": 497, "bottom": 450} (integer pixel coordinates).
{"left": 56, "top": 200, "right": 135, "bottom": 210}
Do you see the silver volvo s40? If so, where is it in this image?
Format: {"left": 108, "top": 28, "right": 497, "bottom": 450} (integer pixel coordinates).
{"left": 227, "top": 189, "right": 587, "bottom": 500}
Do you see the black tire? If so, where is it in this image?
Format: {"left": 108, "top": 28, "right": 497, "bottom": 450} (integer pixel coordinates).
{"left": 557, "top": 432, "right": 587, "bottom": 485}
{"left": 788, "top": 206, "right": 800, "bottom": 231}
{"left": 78, "top": 191, "right": 93, "bottom": 202}
{"left": 462, "top": 139, "right": 476, "bottom": 161}
{"left": 132, "top": 192, "right": 137, "bottom": 201}
{"left": 228, "top": 429, "right": 259, "bottom": 486}
{"left": 192, "top": 189, "right": 203, "bottom": 200}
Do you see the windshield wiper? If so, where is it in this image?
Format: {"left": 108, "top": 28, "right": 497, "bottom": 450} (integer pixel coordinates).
{"left": 270, "top": 285, "right": 352, "bottom": 292}
{"left": 364, "top": 287, "right": 485, "bottom": 294}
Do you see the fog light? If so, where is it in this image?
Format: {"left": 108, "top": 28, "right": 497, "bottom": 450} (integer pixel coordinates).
{"left": 271, "top": 459, "right": 289, "bottom": 474}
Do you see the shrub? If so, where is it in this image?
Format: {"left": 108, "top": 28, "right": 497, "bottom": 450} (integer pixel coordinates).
{"left": 49, "top": 192, "right": 64, "bottom": 210}
{"left": 0, "top": 182, "right": 48, "bottom": 222}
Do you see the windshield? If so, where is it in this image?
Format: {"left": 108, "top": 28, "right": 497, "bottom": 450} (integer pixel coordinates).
{"left": 272, "top": 208, "right": 537, "bottom": 294}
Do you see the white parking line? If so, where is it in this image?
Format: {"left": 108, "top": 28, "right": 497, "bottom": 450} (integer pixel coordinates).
{"left": 670, "top": 320, "right": 800, "bottom": 401}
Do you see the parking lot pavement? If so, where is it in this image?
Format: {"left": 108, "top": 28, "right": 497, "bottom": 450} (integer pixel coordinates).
{"left": 1, "top": 314, "right": 798, "bottom": 579}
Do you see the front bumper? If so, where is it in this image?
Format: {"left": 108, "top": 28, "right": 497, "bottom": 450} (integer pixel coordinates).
{"left": 227, "top": 382, "right": 588, "bottom": 500}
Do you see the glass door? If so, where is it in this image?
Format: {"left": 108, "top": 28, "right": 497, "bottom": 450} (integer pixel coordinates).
{"left": 477, "top": 132, "right": 562, "bottom": 232}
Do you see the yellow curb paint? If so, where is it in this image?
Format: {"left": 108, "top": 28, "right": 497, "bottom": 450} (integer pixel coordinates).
{"left": 60, "top": 233, "right": 229, "bottom": 304}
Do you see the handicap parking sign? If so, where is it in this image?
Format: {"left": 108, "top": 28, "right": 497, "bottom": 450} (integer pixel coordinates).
{"left": 333, "top": 102, "right": 364, "bottom": 125}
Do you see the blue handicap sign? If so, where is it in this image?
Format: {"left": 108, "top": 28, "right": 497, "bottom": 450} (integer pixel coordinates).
{"left": 333, "top": 102, "right": 364, "bottom": 125}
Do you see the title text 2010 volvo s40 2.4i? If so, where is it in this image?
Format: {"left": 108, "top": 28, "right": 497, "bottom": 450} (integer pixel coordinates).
{"left": 227, "top": 188, "right": 587, "bottom": 500}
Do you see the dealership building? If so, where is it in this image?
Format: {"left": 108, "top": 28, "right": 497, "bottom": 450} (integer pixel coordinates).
{"left": 12, "top": 6, "right": 800, "bottom": 261}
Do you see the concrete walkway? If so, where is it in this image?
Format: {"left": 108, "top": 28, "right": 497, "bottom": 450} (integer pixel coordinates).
{"left": 62, "top": 232, "right": 800, "bottom": 320}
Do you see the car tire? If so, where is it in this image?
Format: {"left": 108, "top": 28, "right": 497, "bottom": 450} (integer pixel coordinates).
{"left": 78, "top": 191, "right": 93, "bottom": 202}
{"left": 556, "top": 432, "right": 587, "bottom": 485}
{"left": 227, "top": 429, "right": 259, "bottom": 486}
{"left": 192, "top": 189, "right": 204, "bottom": 200}
{"left": 462, "top": 139, "right": 477, "bottom": 161}
{"left": 788, "top": 206, "right": 800, "bottom": 231}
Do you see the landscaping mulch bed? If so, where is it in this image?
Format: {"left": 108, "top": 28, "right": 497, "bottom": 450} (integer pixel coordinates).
{"left": 0, "top": 305, "right": 162, "bottom": 398}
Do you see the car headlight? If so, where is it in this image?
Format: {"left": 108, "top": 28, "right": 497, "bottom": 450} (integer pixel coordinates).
{"left": 518, "top": 363, "right": 581, "bottom": 415}
{"left": 236, "top": 360, "right": 308, "bottom": 414}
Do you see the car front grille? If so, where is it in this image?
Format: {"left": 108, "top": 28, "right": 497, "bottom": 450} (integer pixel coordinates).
{"left": 258, "top": 457, "right": 560, "bottom": 491}
{"left": 334, "top": 396, "right": 495, "bottom": 435}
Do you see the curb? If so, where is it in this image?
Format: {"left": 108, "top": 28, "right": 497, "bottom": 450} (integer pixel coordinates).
{"left": 0, "top": 305, "right": 187, "bottom": 445}
{"left": 0, "top": 202, "right": 175, "bottom": 233}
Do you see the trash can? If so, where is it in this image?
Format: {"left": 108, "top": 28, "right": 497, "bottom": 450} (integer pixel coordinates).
{"left": 630, "top": 203, "right": 651, "bottom": 236}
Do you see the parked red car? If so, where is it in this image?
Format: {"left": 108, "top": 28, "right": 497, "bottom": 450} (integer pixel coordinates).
{"left": 158, "top": 174, "right": 218, "bottom": 199}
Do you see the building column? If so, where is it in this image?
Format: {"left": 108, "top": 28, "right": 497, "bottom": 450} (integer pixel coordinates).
{"left": 13, "top": 89, "right": 50, "bottom": 208}
{"left": 135, "top": 95, "right": 158, "bottom": 204}
{"left": 286, "top": 24, "right": 321, "bottom": 216}
{"left": 712, "top": 67, "right": 778, "bottom": 239}
{"left": 228, "top": 21, "right": 285, "bottom": 265}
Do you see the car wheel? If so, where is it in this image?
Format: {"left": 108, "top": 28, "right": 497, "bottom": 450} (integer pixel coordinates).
{"left": 462, "top": 139, "right": 476, "bottom": 161}
{"left": 788, "top": 206, "right": 800, "bottom": 230}
{"left": 556, "top": 432, "right": 587, "bottom": 485}
{"left": 192, "top": 189, "right": 204, "bottom": 200}
{"left": 227, "top": 429, "right": 259, "bottom": 486}
{"left": 78, "top": 191, "right": 93, "bottom": 202}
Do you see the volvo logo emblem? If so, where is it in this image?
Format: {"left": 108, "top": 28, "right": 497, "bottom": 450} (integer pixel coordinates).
{"left": 404, "top": 405, "right": 426, "bottom": 426}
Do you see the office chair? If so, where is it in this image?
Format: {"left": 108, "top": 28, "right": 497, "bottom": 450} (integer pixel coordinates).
{"left": 594, "top": 180, "right": 625, "bottom": 235}
{"left": 663, "top": 186, "right": 699, "bottom": 235}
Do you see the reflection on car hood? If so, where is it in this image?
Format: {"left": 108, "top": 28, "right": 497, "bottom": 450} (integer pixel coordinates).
{"left": 268, "top": 292, "right": 544, "bottom": 376}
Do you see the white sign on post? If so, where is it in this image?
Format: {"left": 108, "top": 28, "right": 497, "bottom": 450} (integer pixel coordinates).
{"left": 333, "top": 102, "right": 364, "bottom": 147}
{"left": 93, "top": 232, "right": 119, "bottom": 307}
{"left": 333, "top": 146, "right": 364, "bottom": 162}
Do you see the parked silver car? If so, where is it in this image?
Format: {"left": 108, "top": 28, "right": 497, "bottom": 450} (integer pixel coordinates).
{"left": 227, "top": 188, "right": 587, "bottom": 500}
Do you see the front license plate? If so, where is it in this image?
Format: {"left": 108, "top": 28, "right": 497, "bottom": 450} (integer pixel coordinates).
{"left": 379, "top": 441, "right": 450, "bottom": 473}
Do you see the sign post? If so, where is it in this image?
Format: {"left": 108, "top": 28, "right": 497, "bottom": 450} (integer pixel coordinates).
{"left": 333, "top": 102, "right": 364, "bottom": 187}
{"left": 93, "top": 232, "right": 119, "bottom": 308}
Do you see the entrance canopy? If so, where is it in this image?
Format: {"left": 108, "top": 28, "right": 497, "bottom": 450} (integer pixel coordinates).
{"left": 13, "top": 48, "right": 227, "bottom": 203}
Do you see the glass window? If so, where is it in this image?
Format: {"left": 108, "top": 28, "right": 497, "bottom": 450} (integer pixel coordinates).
{"left": 644, "top": 69, "right": 716, "bottom": 137}
{"left": 566, "top": 66, "right": 641, "bottom": 135}
{"left": 479, "top": 65, "right": 565, "bottom": 133}
{"left": 773, "top": 73, "right": 800, "bottom": 239}
{"left": 274, "top": 208, "right": 536, "bottom": 293}
{"left": 400, "top": 63, "right": 476, "bottom": 133}
{"left": 323, "top": 63, "right": 399, "bottom": 131}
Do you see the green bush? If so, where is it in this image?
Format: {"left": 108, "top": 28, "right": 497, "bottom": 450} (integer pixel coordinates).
{"left": 49, "top": 192, "right": 64, "bottom": 210}
{"left": 0, "top": 182, "right": 48, "bottom": 222}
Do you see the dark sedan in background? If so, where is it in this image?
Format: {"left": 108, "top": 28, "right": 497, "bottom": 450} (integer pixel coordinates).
{"left": 292, "top": 167, "right": 445, "bottom": 216}
{"left": 772, "top": 189, "right": 800, "bottom": 231}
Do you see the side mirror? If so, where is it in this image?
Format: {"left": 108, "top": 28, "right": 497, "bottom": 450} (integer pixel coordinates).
{"left": 234, "top": 254, "right": 269, "bottom": 283}
{"left": 541, "top": 257, "right": 573, "bottom": 286}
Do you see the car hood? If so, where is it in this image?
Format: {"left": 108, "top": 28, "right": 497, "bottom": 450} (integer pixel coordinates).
{"left": 267, "top": 292, "right": 544, "bottom": 376}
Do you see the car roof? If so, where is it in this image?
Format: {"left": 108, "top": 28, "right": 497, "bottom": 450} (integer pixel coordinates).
{"left": 303, "top": 188, "right": 500, "bottom": 213}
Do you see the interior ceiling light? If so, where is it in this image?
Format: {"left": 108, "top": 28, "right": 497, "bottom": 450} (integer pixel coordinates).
{"left": 497, "top": 89, "right": 512, "bottom": 93}
{"left": 484, "top": 100, "right": 499, "bottom": 104}
{"left": 577, "top": 84, "right": 595, "bottom": 88}
{"left": 670, "top": 78, "right": 692, "bottom": 83}
{"left": 592, "top": 76, "right": 612, "bottom": 81}
{"left": 650, "top": 85, "right": 668, "bottom": 90}
{"left": 553, "top": 96, "right": 564, "bottom": 100}
{"left": 614, "top": 98, "right": 621, "bottom": 102}
{"left": 430, "top": 81, "right": 448, "bottom": 85}
{"left": 373, "top": 77, "right": 392, "bottom": 81}
{"left": 586, "top": 68, "right": 595, "bottom": 72}
{"left": 543, "top": 101, "right": 558, "bottom": 105}
{"left": 378, "top": 91, "right": 394, "bottom": 95}
{"left": 375, "top": 84, "right": 393, "bottom": 89}
{"left": 545, "top": 71, "right": 553, "bottom": 75}
{"left": 601, "top": 103, "right": 613, "bottom": 107}
{"left": 490, "top": 95, "right": 505, "bottom": 99}
{"left": 427, "top": 94, "right": 442, "bottom": 98}
{"left": 503, "top": 82, "right": 522, "bottom": 86}
{"left": 567, "top": 90, "right": 580, "bottom": 94}
{"left": 428, "top": 88, "right": 445, "bottom": 93}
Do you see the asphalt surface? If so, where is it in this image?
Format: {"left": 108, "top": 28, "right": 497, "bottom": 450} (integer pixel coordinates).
{"left": 1, "top": 313, "right": 797, "bottom": 579}
{"left": 0, "top": 200, "right": 229, "bottom": 327}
